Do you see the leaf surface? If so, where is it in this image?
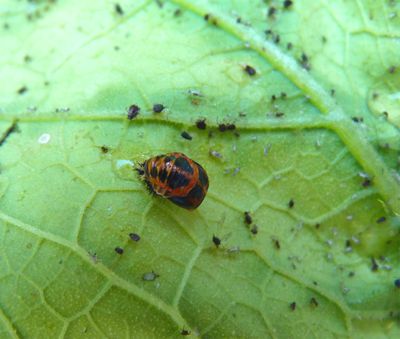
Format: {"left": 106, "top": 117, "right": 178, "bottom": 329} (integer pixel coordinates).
{"left": 0, "top": 0, "right": 399, "bottom": 338}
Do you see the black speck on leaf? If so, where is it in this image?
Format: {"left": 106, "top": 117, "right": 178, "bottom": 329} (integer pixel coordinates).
{"left": 394, "top": 279, "right": 400, "bottom": 288}
{"left": 100, "top": 145, "right": 109, "bottom": 153}
{"left": 181, "top": 131, "right": 192, "bottom": 140}
{"left": 362, "top": 178, "right": 372, "bottom": 187}
{"left": 127, "top": 104, "right": 140, "bottom": 120}
{"left": 195, "top": 119, "right": 207, "bottom": 130}
{"left": 17, "top": 86, "right": 28, "bottom": 95}
{"left": 181, "top": 329, "right": 190, "bottom": 336}
{"left": 0, "top": 121, "right": 18, "bottom": 147}
{"left": 218, "top": 123, "right": 227, "bottom": 132}
{"left": 153, "top": 104, "right": 165, "bottom": 113}
{"left": 114, "top": 3, "right": 124, "bottom": 15}
{"left": 212, "top": 235, "right": 221, "bottom": 248}
{"left": 283, "top": 0, "right": 293, "bottom": 8}
{"left": 351, "top": 116, "right": 364, "bottom": 123}
{"left": 115, "top": 247, "right": 124, "bottom": 255}
{"left": 244, "top": 211, "right": 252, "bottom": 225}
{"left": 129, "top": 233, "right": 141, "bottom": 242}
{"left": 376, "top": 216, "right": 386, "bottom": 223}
{"left": 244, "top": 65, "right": 256, "bottom": 76}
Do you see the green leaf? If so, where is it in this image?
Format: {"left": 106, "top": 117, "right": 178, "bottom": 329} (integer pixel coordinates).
{"left": 1, "top": 0, "right": 399, "bottom": 338}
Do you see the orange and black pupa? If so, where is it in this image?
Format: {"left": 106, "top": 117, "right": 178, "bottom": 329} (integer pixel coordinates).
{"left": 137, "top": 152, "right": 209, "bottom": 210}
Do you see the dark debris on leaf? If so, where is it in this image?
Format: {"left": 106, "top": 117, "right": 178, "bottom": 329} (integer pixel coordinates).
{"left": 267, "top": 7, "right": 276, "bottom": 18}
{"left": 0, "top": 121, "right": 18, "bottom": 148}
{"left": 371, "top": 257, "right": 379, "bottom": 271}
{"left": 310, "top": 297, "right": 319, "bottom": 308}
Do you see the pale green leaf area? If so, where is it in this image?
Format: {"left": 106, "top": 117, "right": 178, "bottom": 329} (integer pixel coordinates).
{"left": 0, "top": 0, "right": 399, "bottom": 338}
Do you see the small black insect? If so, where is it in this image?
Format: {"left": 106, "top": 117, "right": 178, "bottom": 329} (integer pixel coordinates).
{"left": 100, "top": 145, "right": 109, "bottom": 153}
{"left": 244, "top": 65, "right": 256, "bottom": 76}
{"left": 288, "top": 199, "right": 295, "bottom": 208}
{"left": 115, "top": 247, "right": 124, "bottom": 255}
{"left": 394, "top": 279, "right": 400, "bottom": 288}
{"left": 351, "top": 116, "right": 364, "bottom": 123}
{"left": 181, "top": 131, "right": 192, "bottom": 140}
{"left": 376, "top": 216, "right": 386, "bottom": 223}
{"left": 362, "top": 178, "right": 372, "bottom": 187}
{"left": 244, "top": 211, "right": 252, "bottom": 225}
{"left": 129, "top": 233, "right": 141, "bottom": 242}
{"left": 17, "top": 86, "right": 28, "bottom": 95}
{"left": 115, "top": 3, "right": 124, "bottom": 15}
{"left": 290, "top": 302, "right": 296, "bottom": 311}
{"left": 250, "top": 225, "right": 258, "bottom": 235}
{"left": 195, "top": 119, "right": 207, "bottom": 130}
{"left": 181, "top": 329, "right": 190, "bottom": 336}
{"left": 153, "top": 104, "right": 165, "bottom": 113}
{"left": 283, "top": 0, "right": 293, "bottom": 8}
{"left": 218, "top": 123, "right": 227, "bottom": 132}
{"left": 127, "top": 104, "right": 140, "bottom": 120}
{"left": 212, "top": 235, "right": 221, "bottom": 248}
